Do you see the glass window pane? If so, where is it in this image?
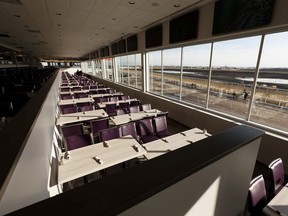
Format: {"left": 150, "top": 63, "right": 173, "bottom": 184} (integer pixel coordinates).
{"left": 148, "top": 51, "right": 162, "bottom": 95}
{"left": 117, "top": 56, "right": 128, "bottom": 84}
{"left": 182, "top": 44, "right": 211, "bottom": 106}
{"left": 162, "top": 48, "right": 181, "bottom": 100}
{"left": 208, "top": 36, "right": 261, "bottom": 119}
{"left": 250, "top": 32, "right": 288, "bottom": 132}
{"left": 104, "top": 58, "right": 113, "bottom": 81}
{"left": 127, "top": 54, "right": 142, "bottom": 89}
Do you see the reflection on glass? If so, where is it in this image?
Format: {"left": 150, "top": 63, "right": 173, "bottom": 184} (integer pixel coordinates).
{"left": 127, "top": 54, "right": 142, "bottom": 89}
{"left": 162, "top": 48, "right": 181, "bottom": 100}
{"left": 94, "top": 60, "right": 102, "bottom": 78}
{"left": 104, "top": 58, "right": 113, "bottom": 81}
{"left": 250, "top": 32, "right": 288, "bottom": 132}
{"left": 117, "top": 56, "right": 128, "bottom": 84}
{"left": 208, "top": 36, "right": 261, "bottom": 119}
{"left": 148, "top": 51, "right": 162, "bottom": 95}
{"left": 182, "top": 44, "right": 211, "bottom": 106}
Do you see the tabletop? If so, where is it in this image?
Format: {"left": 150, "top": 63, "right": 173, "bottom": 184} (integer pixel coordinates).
{"left": 109, "top": 109, "right": 163, "bottom": 126}
{"left": 58, "top": 135, "right": 147, "bottom": 184}
{"left": 143, "top": 128, "right": 210, "bottom": 160}
{"left": 58, "top": 97, "right": 94, "bottom": 106}
{"left": 263, "top": 184, "right": 288, "bottom": 216}
{"left": 56, "top": 109, "right": 108, "bottom": 125}
{"left": 97, "top": 98, "right": 138, "bottom": 109}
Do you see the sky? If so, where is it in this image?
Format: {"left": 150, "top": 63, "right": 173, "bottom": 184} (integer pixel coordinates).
{"left": 147, "top": 31, "right": 288, "bottom": 68}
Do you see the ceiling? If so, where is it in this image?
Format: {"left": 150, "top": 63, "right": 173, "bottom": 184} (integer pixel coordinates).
{"left": 0, "top": 0, "right": 215, "bottom": 61}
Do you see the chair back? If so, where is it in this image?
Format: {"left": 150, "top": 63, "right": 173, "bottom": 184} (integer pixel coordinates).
{"left": 141, "top": 103, "right": 151, "bottom": 111}
{"left": 105, "top": 103, "right": 117, "bottom": 116}
{"left": 60, "top": 94, "right": 73, "bottom": 100}
{"left": 99, "top": 127, "right": 121, "bottom": 142}
{"left": 79, "top": 105, "right": 94, "bottom": 112}
{"left": 61, "top": 87, "right": 70, "bottom": 92}
{"left": 129, "top": 106, "right": 140, "bottom": 113}
{"left": 154, "top": 115, "right": 168, "bottom": 133}
{"left": 61, "top": 123, "right": 84, "bottom": 137}
{"left": 121, "top": 95, "right": 130, "bottom": 100}
{"left": 74, "top": 93, "right": 87, "bottom": 98}
{"left": 98, "top": 89, "right": 107, "bottom": 94}
{"left": 108, "top": 89, "right": 117, "bottom": 94}
{"left": 248, "top": 175, "right": 267, "bottom": 214}
{"left": 130, "top": 100, "right": 140, "bottom": 107}
{"left": 109, "top": 96, "right": 119, "bottom": 102}
{"left": 120, "top": 122, "right": 138, "bottom": 139}
{"left": 90, "top": 118, "right": 109, "bottom": 134}
{"left": 99, "top": 97, "right": 109, "bottom": 103}
{"left": 269, "top": 158, "right": 285, "bottom": 196}
{"left": 116, "top": 109, "right": 128, "bottom": 116}
{"left": 61, "top": 106, "right": 78, "bottom": 114}
{"left": 138, "top": 118, "right": 155, "bottom": 136}
{"left": 119, "top": 102, "right": 129, "bottom": 110}
{"left": 64, "top": 134, "right": 92, "bottom": 150}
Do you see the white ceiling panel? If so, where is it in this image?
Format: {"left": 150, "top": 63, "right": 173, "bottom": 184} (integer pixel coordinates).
{"left": 0, "top": 0, "right": 216, "bottom": 60}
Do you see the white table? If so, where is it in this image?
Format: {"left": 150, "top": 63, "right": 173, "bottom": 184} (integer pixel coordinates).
{"left": 58, "top": 97, "right": 94, "bottom": 106}
{"left": 56, "top": 109, "right": 108, "bottom": 125}
{"left": 109, "top": 109, "right": 163, "bottom": 126}
{"left": 58, "top": 135, "right": 147, "bottom": 184}
{"left": 97, "top": 98, "right": 138, "bottom": 109}
{"left": 263, "top": 184, "right": 288, "bottom": 216}
{"left": 143, "top": 128, "right": 210, "bottom": 160}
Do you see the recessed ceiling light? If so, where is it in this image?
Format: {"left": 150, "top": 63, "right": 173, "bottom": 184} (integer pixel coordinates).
{"left": 129, "top": 1, "right": 135, "bottom": 4}
{"left": 173, "top": 4, "right": 180, "bottom": 7}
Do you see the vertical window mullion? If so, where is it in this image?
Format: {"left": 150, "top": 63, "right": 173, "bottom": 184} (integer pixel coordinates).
{"left": 246, "top": 35, "right": 265, "bottom": 121}
{"left": 179, "top": 47, "right": 184, "bottom": 101}
{"left": 205, "top": 43, "right": 214, "bottom": 109}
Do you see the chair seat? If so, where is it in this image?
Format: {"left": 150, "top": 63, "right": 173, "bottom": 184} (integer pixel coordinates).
{"left": 141, "top": 135, "right": 159, "bottom": 143}
{"left": 157, "top": 130, "right": 173, "bottom": 138}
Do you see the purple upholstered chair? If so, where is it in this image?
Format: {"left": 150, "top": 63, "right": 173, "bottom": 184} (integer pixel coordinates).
{"left": 153, "top": 115, "right": 173, "bottom": 138}
{"left": 115, "top": 109, "right": 128, "bottom": 116}
{"left": 137, "top": 118, "right": 159, "bottom": 143}
{"left": 60, "top": 123, "right": 85, "bottom": 138}
{"left": 120, "top": 122, "right": 139, "bottom": 140}
{"left": 108, "top": 89, "right": 117, "bottom": 94}
{"left": 60, "top": 94, "right": 73, "bottom": 100}
{"left": 78, "top": 105, "right": 94, "bottom": 112}
{"left": 129, "top": 105, "right": 140, "bottom": 113}
{"left": 119, "top": 101, "right": 130, "bottom": 112}
{"left": 90, "top": 118, "right": 109, "bottom": 143}
{"left": 268, "top": 158, "right": 285, "bottom": 198}
{"left": 74, "top": 92, "right": 87, "bottom": 99}
{"left": 121, "top": 95, "right": 130, "bottom": 100}
{"left": 99, "top": 127, "right": 121, "bottom": 142}
{"left": 141, "top": 103, "right": 152, "bottom": 111}
{"left": 247, "top": 175, "right": 267, "bottom": 215}
{"left": 130, "top": 100, "right": 140, "bottom": 107}
{"left": 109, "top": 96, "right": 119, "bottom": 102}
{"left": 105, "top": 103, "right": 117, "bottom": 116}
{"left": 60, "top": 106, "right": 78, "bottom": 114}
{"left": 64, "top": 134, "right": 92, "bottom": 151}
{"left": 99, "top": 97, "right": 109, "bottom": 103}
{"left": 60, "top": 87, "right": 70, "bottom": 92}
